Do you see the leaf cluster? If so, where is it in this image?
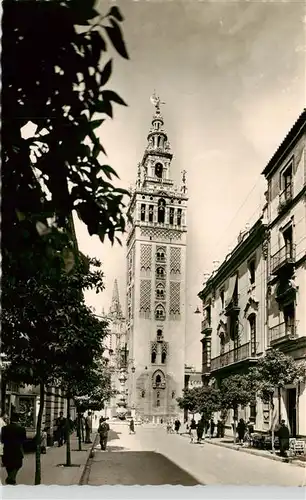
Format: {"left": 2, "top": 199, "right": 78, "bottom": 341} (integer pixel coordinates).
{"left": 219, "top": 374, "right": 257, "bottom": 411}
{"left": 177, "top": 386, "right": 221, "bottom": 419}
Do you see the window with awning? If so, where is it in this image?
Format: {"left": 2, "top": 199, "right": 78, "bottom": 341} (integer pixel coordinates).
{"left": 225, "top": 274, "right": 238, "bottom": 307}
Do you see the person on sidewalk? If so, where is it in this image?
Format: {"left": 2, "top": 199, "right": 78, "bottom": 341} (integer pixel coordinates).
{"left": 55, "top": 412, "right": 66, "bottom": 447}
{"left": 237, "top": 418, "right": 246, "bottom": 444}
{"left": 0, "top": 413, "right": 8, "bottom": 462}
{"left": 189, "top": 419, "right": 197, "bottom": 444}
{"left": 98, "top": 417, "right": 110, "bottom": 451}
{"left": 174, "top": 419, "right": 181, "bottom": 434}
{"left": 1, "top": 413, "right": 26, "bottom": 485}
{"left": 40, "top": 427, "right": 48, "bottom": 454}
{"left": 129, "top": 418, "right": 135, "bottom": 434}
{"left": 210, "top": 419, "right": 215, "bottom": 438}
{"left": 85, "top": 411, "right": 92, "bottom": 443}
{"left": 276, "top": 420, "right": 290, "bottom": 457}
{"left": 196, "top": 418, "right": 205, "bottom": 443}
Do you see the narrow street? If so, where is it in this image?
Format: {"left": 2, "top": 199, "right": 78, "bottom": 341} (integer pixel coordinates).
{"left": 87, "top": 423, "right": 306, "bottom": 486}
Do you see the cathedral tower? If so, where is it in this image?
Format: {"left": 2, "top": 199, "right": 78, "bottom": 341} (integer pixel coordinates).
{"left": 126, "top": 94, "right": 187, "bottom": 422}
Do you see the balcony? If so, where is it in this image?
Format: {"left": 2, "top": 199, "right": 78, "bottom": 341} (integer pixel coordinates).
{"left": 210, "top": 342, "right": 256, "bottom": 372}
{"left": 201, "top": 318, "right": 212, "bottom": 336}
{"left": 278, "top": 184, "right": 293, "bottom": 213}
{"left": 225, "top": 296, "right": 240, "bottom": 317}
{"left": 270, "top": 245, "right": 295, "bottom": 275}
{"left": 268, "top": 321, "right": 297, "bottom": 346}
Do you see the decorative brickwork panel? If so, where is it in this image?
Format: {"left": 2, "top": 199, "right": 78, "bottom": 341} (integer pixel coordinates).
{"left": 139, "top": 279, "right": 151, "bottom": 318}
{"left": 169, "top": 281, "right": 180, "bottom": 318}
{"left": 170, "top": 247, "right": 181, "bottom": 274}
{"left": 141, "top": 227, "right": 182, "bottom": 241}
{"left": 140, "top": 244, "right": 152, "bottom": 272}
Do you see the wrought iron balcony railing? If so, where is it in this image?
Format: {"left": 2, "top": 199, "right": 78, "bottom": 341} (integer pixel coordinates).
{"left": 270, "top": 245, "right": 295, "bottom": 275}
{"left": 225, "top": 295, "right": 240, "bottom": 316}
{"left": 210, "top": 342, "right": 256, "bottom": 371}
{"left": 268, "top": 321, "right": 297, "bottom": 345}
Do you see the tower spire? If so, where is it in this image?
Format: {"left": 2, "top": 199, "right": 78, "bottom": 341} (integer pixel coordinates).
{"left": 109, "top": 279, "right": 122, "bottom": 317}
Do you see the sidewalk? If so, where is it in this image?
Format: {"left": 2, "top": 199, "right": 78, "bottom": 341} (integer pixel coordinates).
{"left": 179, "top": 432, "right": 306, "bottom": 468}
{"left": 0, "top": 433, "right": 96, "bottom": 485}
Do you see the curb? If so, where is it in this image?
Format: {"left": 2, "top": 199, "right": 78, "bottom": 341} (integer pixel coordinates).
{"left": 203, "top": 438, "right": 306, "bottom": 468}
{"left": 79, "top": 433, "right": 98, "bottom": 486}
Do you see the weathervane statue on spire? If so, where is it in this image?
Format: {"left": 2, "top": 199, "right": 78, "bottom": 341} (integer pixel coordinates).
{"left": 150, "top": 90, "right": 165, "bottom": 111}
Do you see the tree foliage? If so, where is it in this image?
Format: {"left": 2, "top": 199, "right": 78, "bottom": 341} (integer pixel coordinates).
{"left": 2, "top": 0, "right": 130, "bottom": 261}
{"left": 219, "top": 374, "right": 257, "bottom": 416}
{"left": 249, "top": 349, "right": 306, "bottom": 404}
{"left": 177, "top": 386, "right": 221, "bottom": 419}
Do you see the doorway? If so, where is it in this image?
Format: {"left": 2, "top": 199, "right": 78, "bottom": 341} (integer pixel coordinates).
{"left": 287, "top": 388, "right": 297, "bottom": 437}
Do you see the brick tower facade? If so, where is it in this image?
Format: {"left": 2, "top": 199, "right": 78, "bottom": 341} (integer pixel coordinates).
{"left": 126, "top": 94, "right": 188, "bottom": 422}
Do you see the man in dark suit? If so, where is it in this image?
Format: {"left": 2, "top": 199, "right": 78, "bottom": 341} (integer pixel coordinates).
{"left": 1, "top": 413, "right": 27, "bottom": 485}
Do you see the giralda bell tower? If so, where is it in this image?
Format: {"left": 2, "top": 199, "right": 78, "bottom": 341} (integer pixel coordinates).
{"left": 126, "top": 94, "right": 188, "bottom": 423}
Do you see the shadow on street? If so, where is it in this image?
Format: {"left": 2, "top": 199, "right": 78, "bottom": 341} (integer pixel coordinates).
{"left": 88, "top": 450, "right": 200, "bottom": 485}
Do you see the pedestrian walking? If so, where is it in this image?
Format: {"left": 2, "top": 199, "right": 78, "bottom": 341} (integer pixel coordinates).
{"left": 55, "top": 411, "right": 66, "bottom": 447}
{"left": 174, "top": 418, "right": 181, "bottom": 434}
{"left": 166, "top": 420, "right": 172, "bottom": 433}
{"left": 41, "top": 427, "right": 48, "bottom": 454}
{"left": 85, "top": 411, "right": 92, "bottom": 443}
{"left": 237, "top": 418, "right": 246, "bottom": 444}
{"left": 98, "top": 417, "right": 110, "bottom": 451}
{"left": 216, "top": 420, "right": 222, "bottom": 438}
{"left": 276, "top": 420, "right": 290, "bottom": 457}
{"left": 210, "top": 419, "right": 215, "bottom": 438}
{"left": 1, "top": 413, "right": 26, "bottom": 485}
{"left": 129, "top": 418, "right": 135, "bottom": 434}
{"left": 196, "top": 418, "right": 205, "bottom": 443}
{"left": 189, "top": 419, "right": 197, "bottom": 443}
{"left": 0, "top": 413, "right": 8, "bottom": 462}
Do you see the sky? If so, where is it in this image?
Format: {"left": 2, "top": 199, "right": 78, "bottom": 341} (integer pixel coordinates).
{"left": 74, "top": 0, "right": 306, "bottom": 370}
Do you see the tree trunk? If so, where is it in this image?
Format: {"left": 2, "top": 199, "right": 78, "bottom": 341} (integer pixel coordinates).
{"left": 233, "top": 406, "right": 238, "bottom": 444}
{"left": 35, "top": 382, "right": 45, "bottom": 485}
{"left": 277, "top": 387, "right": 281, "bottom": 424}
{"left": 65, "top": 396, "right": 71, "bottom": 466}
{"left": 77, "top": 411, "right": 82, "bottom": 451}
{"left": 271, "top": 399, "right": 275, "bottom": 454}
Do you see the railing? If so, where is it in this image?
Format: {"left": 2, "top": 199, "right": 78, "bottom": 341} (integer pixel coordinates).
{"left": 268, "top": 321, "right": 297, "bottom": 345}
{"left": 202, "top": 364, "right": 211, "bottom": 374}
{"left": 210, "top": 342, "right": 254, "bottom": 371}
{"left": 270, "top": 244, "right": 295, "bottom": 274}
{"left": 201, "top": 318, "right": 212, "bottom": 333}
{"left": 278, "top": 184, "right": 293, "bottom": 210}
{"left": 225, "top": 295, "right": 240, "bottom": 316}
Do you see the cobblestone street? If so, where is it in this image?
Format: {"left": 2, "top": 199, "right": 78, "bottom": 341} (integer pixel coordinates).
{"left": 87, "top": 424, "right": 306, "bottom": 487}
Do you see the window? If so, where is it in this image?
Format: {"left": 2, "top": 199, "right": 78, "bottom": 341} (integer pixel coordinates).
{"left": 283, "top": 225, "right": 293, "bottom": 256}
{"left": 281, "top": 163, "right": 293, "bottom": 199}
{"left": 248, "top": 259, "right": 256, "bottom": 285}
{"left": 156, "top": 284, "right": 165, "bottom": 300}
{"left": 205, "top": 305, "right": 211, "bottom": 326}
{"left": 155, "top": 304, "right": 165, "bottom": 320}
{"left": 158, "top": 199, "right": 166, "bottom": 223}
{"left": 156, "top": 267, "right": 165, "bottom": 278}
{"left": 155, "top": 374, "right": 161, "bottom": 386}
{"left": 141, "top": 390, "right": 145, "bottom": 398}
{"left": 148, "top": 205, "right": 154, "bottom": 222}
{"left": 249, "top": 314, "right": 257, "bottom": 355}
{"left": 220, "top": 289, "right": 225, "bottom": 309}
{"left": 177, "top": 208, "right": 182, "bottom": 226}
{"left": 283, "top": 303, "right": 295, "bottom": 334}
{"left": 156, "top": 399, "right": 160, "bottom": 407}
{"left": 151, "top": 351, "right": 156, "bottom": 364}
{"left": 169, "top": 207, "right": 174, "bottom": 225}
{"left": 156, "top": 248, "right": 165, "bottom": 262}
{"left": 161, "top": 352, "right": 166, "bottom": 364}
{"left": 140, "top": 203, "right": 146, "bottom": 221}
{"left": 157, "top": 329, "right": 163, "bottom": 341}
{"left": 155, "top": 163, "right": 163, "bottom": 179}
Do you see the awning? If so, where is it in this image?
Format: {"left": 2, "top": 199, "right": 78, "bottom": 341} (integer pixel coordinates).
{"left": 225, "top": 274, "right": 238, "bottom": 307}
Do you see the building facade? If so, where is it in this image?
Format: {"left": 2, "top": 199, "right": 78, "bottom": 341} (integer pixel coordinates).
{"left": 262, "top": 110, "right": 306, "bottom": 437}
{"left": 198, "top": 218, "right": 268, "bottom": 429}
{"left": 198, "top": 110, "right": 306, "bottom": 437}
{"left": 126, "top": 97, "right": 187, "bottom": 422}
{"left": 102, "top": 280, "right": 128, "bottom": 419}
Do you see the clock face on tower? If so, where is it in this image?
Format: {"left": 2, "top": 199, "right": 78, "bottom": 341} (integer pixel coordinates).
{"left": 155, "top": 163, "right": 163, "bottom": 179}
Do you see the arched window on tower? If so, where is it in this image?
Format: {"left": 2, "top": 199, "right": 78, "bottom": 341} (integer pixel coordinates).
{"left": 155, "top": 163, "right": 163, "bottom": 179}
{"left": 169, "top": 207, "right": 174, "bottom": 225}
{"left": 156, "top": 267, "right": 165, "bottom": 279}
{"left": 140, "top": 204, "right": 146, "bottom": 222}
{"left": 155, "top": 304, "right": 165, "bottom": 320}
{"left": 156, "top": 248, "right": 165, "bottom": 262}
{"left": 157, "top": 329, "right": 163, "bottom": 342}
{"left": 156, "top": 283, "right": 165, "bottom": 300}
{"left": 148, "top": 205, "right": 154, "bottom": 222}
{"left": 177, "top": 208, "right": 182, "bottom": 226}
{"left": 161, "top": 351, "right": 167, "bottom": 364}
{"left": 151, "top": 351, "right": 156, "bottom": 364}
{"left": 155, "top": 374, "right": 161, "bottom": 387}
{"left": 158, "top": 199, "right": 166, "bottom": 223}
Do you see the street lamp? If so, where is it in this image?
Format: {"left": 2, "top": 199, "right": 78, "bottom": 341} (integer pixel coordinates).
{"left": 194, "top": 307, "right": 201, "bottom": 314}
